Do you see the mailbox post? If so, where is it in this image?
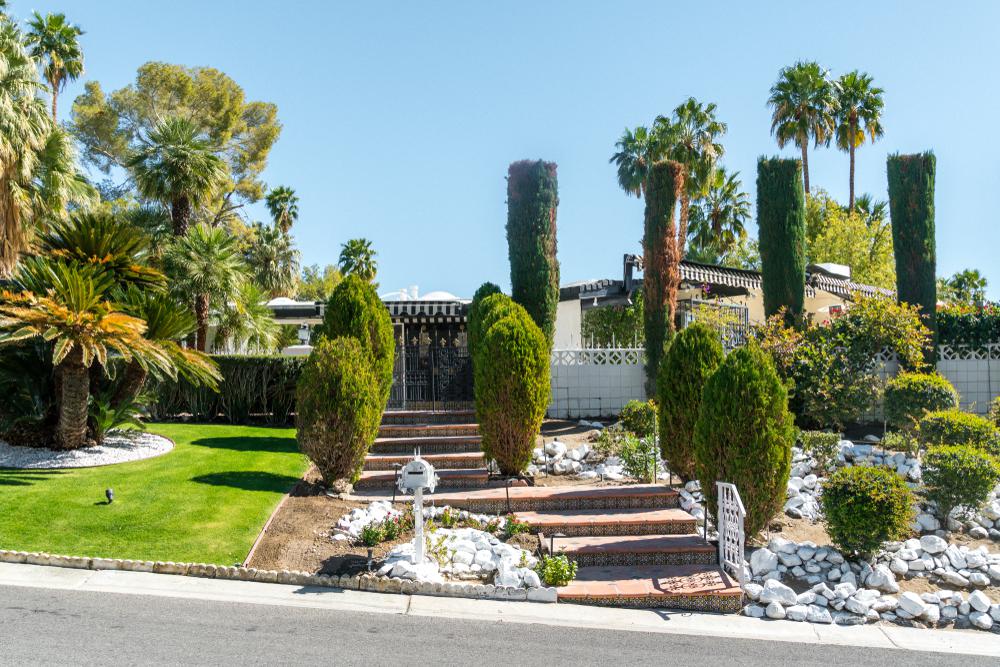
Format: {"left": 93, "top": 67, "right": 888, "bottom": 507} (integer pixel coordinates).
{"left": 397, "top": 456, "right": 438, "bottom": 564}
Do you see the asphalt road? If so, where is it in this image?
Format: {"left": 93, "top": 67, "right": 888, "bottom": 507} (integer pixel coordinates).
{"left": 0, "top": 585, "right": 989, "bottom": 666}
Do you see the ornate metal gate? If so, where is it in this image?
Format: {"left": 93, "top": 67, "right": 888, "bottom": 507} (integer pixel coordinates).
{"left": 388, "top": 342, "right": 474, "bottom": 410}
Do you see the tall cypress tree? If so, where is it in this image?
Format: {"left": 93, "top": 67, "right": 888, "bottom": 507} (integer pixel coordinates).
{"left": 887, "top": 152, "right": 936, "bottom": 348}
{"left": 757, "top": 157, "right": 806, "bottom": 323}
{"left": 506, "top": 160, "right": 560, "bottom": 346}
{"left": 643, "top": 160, "right": 684, "bottom": 395}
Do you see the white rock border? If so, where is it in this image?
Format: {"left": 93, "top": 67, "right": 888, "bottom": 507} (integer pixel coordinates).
{"left": 0, "top": 549, "right": 558, "bottom": 603}
{"left": 0, "top": 432, "right": 174, "bottom": 469}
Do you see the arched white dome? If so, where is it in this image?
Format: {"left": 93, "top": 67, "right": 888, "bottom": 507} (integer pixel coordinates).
{"left": 419, "top": 290, "right": 460, "bottom": 301}
{"left": 380, "top": 290, "right": 412, "bottom": 301}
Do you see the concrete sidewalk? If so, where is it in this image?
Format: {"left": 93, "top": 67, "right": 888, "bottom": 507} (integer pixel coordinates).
{"left": 1, "top": 562, "right": 997, "bottom": 657}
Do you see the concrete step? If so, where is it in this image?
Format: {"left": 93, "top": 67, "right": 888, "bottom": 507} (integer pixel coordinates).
{"left": 363, "top": 452, "right": 485, "bottom": 471}
{"left": 556, "top": 564, "right": 742, "bottom": 612}
{"left": 377, "top": 423, "right": 479, "bottom": 439}
{"left": 369, "top": 435, "right": 482, "bottom": 455}
{"left": 381, "top": 410, "right": 476, "bottom": 425}
{"left": 517, "top": 508, "right": 697, "bottom": 537}
{"left": 424, "top": 484, "right": 680, "bottom": 514}
{"left": 551, "top": 534, "right": 716, "bottom": 567}
{"left": 354, "top": 468, "right": 490, "bottom": 490}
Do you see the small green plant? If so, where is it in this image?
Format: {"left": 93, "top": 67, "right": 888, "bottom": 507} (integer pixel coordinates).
{"left": 88, "top": 390, "right": 147, "bottom": 446}
{"left": 799, "top": 430, "right": 840, "bottom": 473}
{"left": 619, "top": 399, "right": 657, "bottom": 438}
{"left": 820, "top": 466, "right": 915, "bottom": 558}
{"left": 989, "top": 396, "right": 1000, "bottom": 428}
{"left": 594, "top": 422, "right": 628, "bottom": 456}
{"left": 880, "top": 430, "right": 919, "bottom": 455}
{"left": 883, "top": 372, "right": 959, "bottom": 431}
{"left": 618, "top": 433, "right": 659, "bottom": 483}
{"left": 503, "top": 514, "right": 530, "bottom": 540}
{"left": 535, "top": 554, "right": 578, "bottom": 587}
{"left": 425, "top": 533, "right": 449, "bottom": 567}
{"left": 922, "top": 445, "right": 1000, "bottom": 520}
{"left": 359, "top": 521, "right": 385, "bottom": 547}
{"left": 381, "top": 515, "right": 404, "bottom": 541}
{"left": 483, "top": 517, "right": 501, "bottom": 533}
{"left": 918, "top": 410, "right": 1000, "bottom": 456}
{"left": 518, "top": 551, "right": 529, "bottom": 568}
{"left": 439, "top": 506, "right": 459, "bottom": 529}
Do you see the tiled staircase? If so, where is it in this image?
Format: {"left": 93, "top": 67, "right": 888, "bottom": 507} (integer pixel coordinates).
{"left": 354, "top": 411, "right": 489, "bottom": 490}
{"left": 430, "top": 484, "right": 742, "bottom": 612}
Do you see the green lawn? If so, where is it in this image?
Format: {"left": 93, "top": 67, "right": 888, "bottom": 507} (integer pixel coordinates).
{"left": 0, "top": 423, "right": 308, "bottom": 565}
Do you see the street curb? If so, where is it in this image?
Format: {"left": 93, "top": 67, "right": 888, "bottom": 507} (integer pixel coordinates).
{"left": 0, "top": 549, "right": 557, "bottom": 603}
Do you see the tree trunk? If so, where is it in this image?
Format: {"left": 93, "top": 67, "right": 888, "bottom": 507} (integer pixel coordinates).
{"left": 848, "top": 138, "right": 856, "bottom": 212}
{"left": 172, "top": 195, "right": 192, "bottom": 236}
{"left": 56, "top": 348, "right": 90, "bottom": 450}
{"left": 111, "top": 361, "right": 149, "bottom": 409}
{"left": 51, "top": 90, "right": 58, "bottom": 122}
{"left": 195, "top": 293, "right": 210, "bottom": 352}
{"left": 800, "top": 140, "right": 810, "bottom": 194}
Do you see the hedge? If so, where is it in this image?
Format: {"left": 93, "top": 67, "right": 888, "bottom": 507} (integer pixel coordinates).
{"left": 821, "top": 466, "right": 915, "bottom": 558}
{"left": 918, "top": 410, "right": 1000, "bottom": 456}
{"left": 757, "top": 157, "right": 806, "bottom": 323}
{"left": 937, "top": 303, "right": 1000, "bottom": 350}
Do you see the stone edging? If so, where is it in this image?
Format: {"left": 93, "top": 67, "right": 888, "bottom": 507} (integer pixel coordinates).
{"left": 0, "top": 549, "right": 559, "bottom": 603}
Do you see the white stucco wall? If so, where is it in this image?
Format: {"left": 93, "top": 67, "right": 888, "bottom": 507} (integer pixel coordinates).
{"left": 553, "top": 299, "right": 583, "bottom": 349}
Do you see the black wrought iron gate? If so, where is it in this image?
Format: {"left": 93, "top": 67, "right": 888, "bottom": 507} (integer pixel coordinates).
{"left": 388, "top": 343, "right": 474, "bottom": 410}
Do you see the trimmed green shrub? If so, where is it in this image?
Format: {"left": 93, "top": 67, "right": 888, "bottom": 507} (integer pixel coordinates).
{"left": 880, "top": 430, "right": 919, "bottom": 455}
{"left": 506, "top": 160, "right": 560, "bottom": 346}
{"left": 918, "top": 410, "right": 1000, "bottom": 455}
{"left": 467, "top": 281, "right": 502, "bottom": 357}
{"left": 799, "top": 431, "right": 840, "bottom": 473}
{"left": 474, "top": 293, "right": 522, "bottom": 346}
{"left": 313, "top": 274, "right": 395, "bottom": 405}
{"left": 922, "top": 445, "right": 1000, "bottom": 520}
{"left": 150, "top": 355, "right": 305, "bottom": 424}
{"left": 693, "top": 344, "right": 795, "bottom": 537}
{"left": 820, "top": 466, "right": 915, "bottom": 558}
{"left": 658, "top": 323, "right": 724, "bottom": 480}
{"left": 883, "top": 372, "right": 959, "bottom": 430}
{"left": 888, "top": 152, "right": 937, "bottom": 345}
{"left": 642, "top": 159, "right": 684, "bottom": 395}
{"left": 989, "top": 396, "right": 1000, "bottom": 429}
{"left": 619, "top": 399, "right": 656, "bottom": 438}
{"left": 296, "top": 337, "right": 382, "bottom": 485}
{"left": 757, "top": 157, "right": 806, "bottom": 323}
{"left": 474, "top": 306, "right": 550, "bottom": 476}
{"left": 535, "top": 554, "right": 578, "bottom": 587}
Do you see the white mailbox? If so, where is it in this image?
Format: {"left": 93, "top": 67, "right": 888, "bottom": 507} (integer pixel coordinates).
{"left": 397, "top": 457, "right": 438, "bottom": 494}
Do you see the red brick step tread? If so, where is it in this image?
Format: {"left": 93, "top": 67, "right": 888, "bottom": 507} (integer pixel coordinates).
{"left": 557, "top": 564, "right": 742, "bottom": 610}
{"left": 354, "top": 468, "right": 489, "bottom": 489}
{"left": 430, "top": 483, "right": 678, "bottom": 505}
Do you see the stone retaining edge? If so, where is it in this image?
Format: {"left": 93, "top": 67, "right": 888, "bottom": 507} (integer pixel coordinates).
{"left": 0, "top": 549, "right": 558, "bottom": 603}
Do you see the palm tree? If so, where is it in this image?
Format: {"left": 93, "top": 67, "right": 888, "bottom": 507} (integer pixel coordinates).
{"left": 834, "top": 71, "right": 884, "bottom": 211}
{"left": 127, "top": 117, "right": 227, "bottom": 236}
{"left": 767, "top": 61, "right": 836, "bottom": 194}
{"left": 245, "top": 222, "right": 300, "bottom": 297}
{"left": 164, "top": 223, "right": 249, "bottom": 351}
{"left": 609, "top": 125, "right": 660, "bottom": 197}
{"left": 29, "top": 127, "right": 95, "bottom": 222}
{"left": 938, "top": 269, "right": 988, "bottom": 306}
{"left": 687, "top": 168, "right": 751, "bottom": 259}
{"left": 24, "top": 12, "right": 84, "bottom": 121}
{"left": 338, "top": 238, "right": 377, "bottom": 282}
{"left": 212, "top": 282, "right": 279, "bottom": 353}
{"left": 0, "top": 21, "right": 51, "bottom": 277}
{"left": 265, "top": 185, "right": 299, "bottom": 233}
{"left": 0, "top": 258, "right": 170, "bottom": 449}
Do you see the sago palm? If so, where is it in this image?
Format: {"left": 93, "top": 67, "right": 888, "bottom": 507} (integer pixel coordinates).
{"left": 265, "top": 185, "right": 299, "bottom": 233}
{"left": 834, "top": 71, "right": 884, "bottom": 211}
{"left": 163, "top": 223, "right": 248, "bottom": 351}
{"left": 24, "top": 11, "right": 84, "bottom": 120}
{"left": 338, "top": 238, "right": 377, "bottom": 282}
{"left": 127, "top": 117, "right": 227, "bottom": 236}
{"left": 767, "top": 61, "right": 836, "bottom": 194}
{"left": 0, "top": 258, "right": 171, "bottom": 449}
{"left": 687, "top": 168, "right": 751, "bottom": 259}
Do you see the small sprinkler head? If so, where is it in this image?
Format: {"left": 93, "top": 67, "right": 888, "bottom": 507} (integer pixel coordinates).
{"left": 105, "top": 488, "right": 114, "bottom": 504}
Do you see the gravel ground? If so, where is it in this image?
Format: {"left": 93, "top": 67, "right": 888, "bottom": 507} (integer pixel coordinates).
{"left": 0, "top": 432, "right": 173, "bottom": 469}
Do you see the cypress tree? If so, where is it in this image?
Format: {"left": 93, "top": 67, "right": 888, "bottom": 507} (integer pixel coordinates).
{"left": 757, "top": 157, "right": 806, "bottom": 324}
{"left": 887, "top": 152, "right": 936, "bottom": 347}
{"left": 506, "top": 160, "right": 560, "bottom": 346}
{"left": 642, "top": 160, "right": 684, "bottom": 395}
{"left": 467, "top": 281, "right": 502, "bottom": 358}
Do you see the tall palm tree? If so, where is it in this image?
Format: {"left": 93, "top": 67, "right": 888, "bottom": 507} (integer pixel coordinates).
{"left": 0, "top": 258, "right": 171, "bottom": 449}
{"left": 212, "top": 281, "right": 279, "bottom": 353}
{"left": 767, "top": 61, "right": 836, "bottom": 195}
{"left": 245, "top": 222, "right": 300, "bottom": 297}
{"left": 338, "top": 238, "right": 377, "bottom": 282}
{"left": 834, "top": 71, "right": 884, "bottom": 211}
{"left": 24, "top": 12, "right": 84, "bottom": 121}
{"left": 127, "top": 117, "right": 227, "bottom": 236}
{"left": 29, "top": 127, "right": 95, "bottom": 222}
{"left": 609, "top": 125, "right": 660, "bottom": 197}
{"left": 265, "top": 185, "right": 298, "bottom": 233}
{"left": 0, "top": 21, "right": 51, "bottom": 277}
{"left": 164, "top": 223, "right": 249, "bottom": 351}
{"left": 687, "top": 168, "right": 751, "bottom": 259}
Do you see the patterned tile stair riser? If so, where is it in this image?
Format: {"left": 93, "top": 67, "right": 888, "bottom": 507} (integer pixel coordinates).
{"left": 363, "top": 453, "right": 484, "bottom": 471}
{"left": 435, "top": 493, "right": 681, "bottom": 515}
{"left": 380, "top": 410, "right": 476, "bottom": 425}
{"left": 566, "top": 550, "right": 717, "bottom": 568}
{"left": 530, "top": 520, "right": 697, "bottom": 538}
{"left": 377, "top": 424, "right": 479, "bottom": 438}
{"left": 566, "top": 592, "right": 743, "bottom": 613}
{"left": 369, "top": 437, "right": 483, "bottom": 456}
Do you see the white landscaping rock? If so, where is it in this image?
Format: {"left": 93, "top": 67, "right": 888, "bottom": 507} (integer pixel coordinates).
{"left": 969, "top": 590, "right": 991, "bottom": 613}
{"left": 919, "top": 535, "right": 948, "bottom": 555}
{"left": 765, "top": 602, "right": 786, "bottom": 619}
{"left": 898, "top": 592, "right": 928, "bottom": 617}
{"left": 970, "top": 611, "right": 994, "bottom": 630}
{"left": 866, "top": 564, "right": 899, "bottom": 593}
{"left": 759, "top": 579, "right": 797, "bottom": 606}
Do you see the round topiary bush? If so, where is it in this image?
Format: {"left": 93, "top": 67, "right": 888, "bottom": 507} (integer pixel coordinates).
{"left": 918, "top": 410, "right": 1000, "bottom": 455}
{"left": 693, "top": 344, "right": 795, "bottom": 537}
{"left": 820, "top": 466, "right": 915, "bottom": 558}
{"left": 883, "top": 371, "right": 959, "bottom": 430}
{"left": 923, "top": 445, "right": 1000, "bottom": 520}
{"left": 658, "top": 323, "right": 724, "bottom": 481}
{"left": 474, "top": 306, "right": 550, "bottom": 476}
{"left": 467, "top": 282, "right": 502, "bottom": 357}
{"left": 619, "top": 399, "right": 657, "bottom": 439}
{"left": 296, "top": 337, "right": 382, "bottom": 487}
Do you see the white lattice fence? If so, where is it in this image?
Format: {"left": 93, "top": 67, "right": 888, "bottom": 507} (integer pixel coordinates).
{"left": 716, "top": 482, "right": 746, "bottom": 589}
{"left": 547, "top": 347, "right": 646, "bottom": 419}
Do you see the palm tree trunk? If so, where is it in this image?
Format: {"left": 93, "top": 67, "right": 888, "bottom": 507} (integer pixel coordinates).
{"left": 848, "top": 140, "right": 856, "bottom": 211}
{"left": 800, "top": 141, "right": 810, "bottom": 194}
{"left": 51, "top": 91, "right": 58, "bottom": 122}
{"left": 195, "top": 293, "right": 210, "bottom": 352}
{"left": 56, "top": 348, "right": 90, "bottom": 450}
{"left": 172, "top": 195, "right": 192, "bottom": 236}
{"left": 111, "top": 361, "right": 149, "bottom": 409}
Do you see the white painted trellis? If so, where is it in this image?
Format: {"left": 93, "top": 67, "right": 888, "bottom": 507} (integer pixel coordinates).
{"left": 715, "top": 481, "right": 746, "bottom": 589}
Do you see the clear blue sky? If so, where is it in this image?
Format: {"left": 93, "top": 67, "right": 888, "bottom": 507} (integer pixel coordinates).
{"left": 21, "top": 0, "right": 1000, "bottom": 299}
